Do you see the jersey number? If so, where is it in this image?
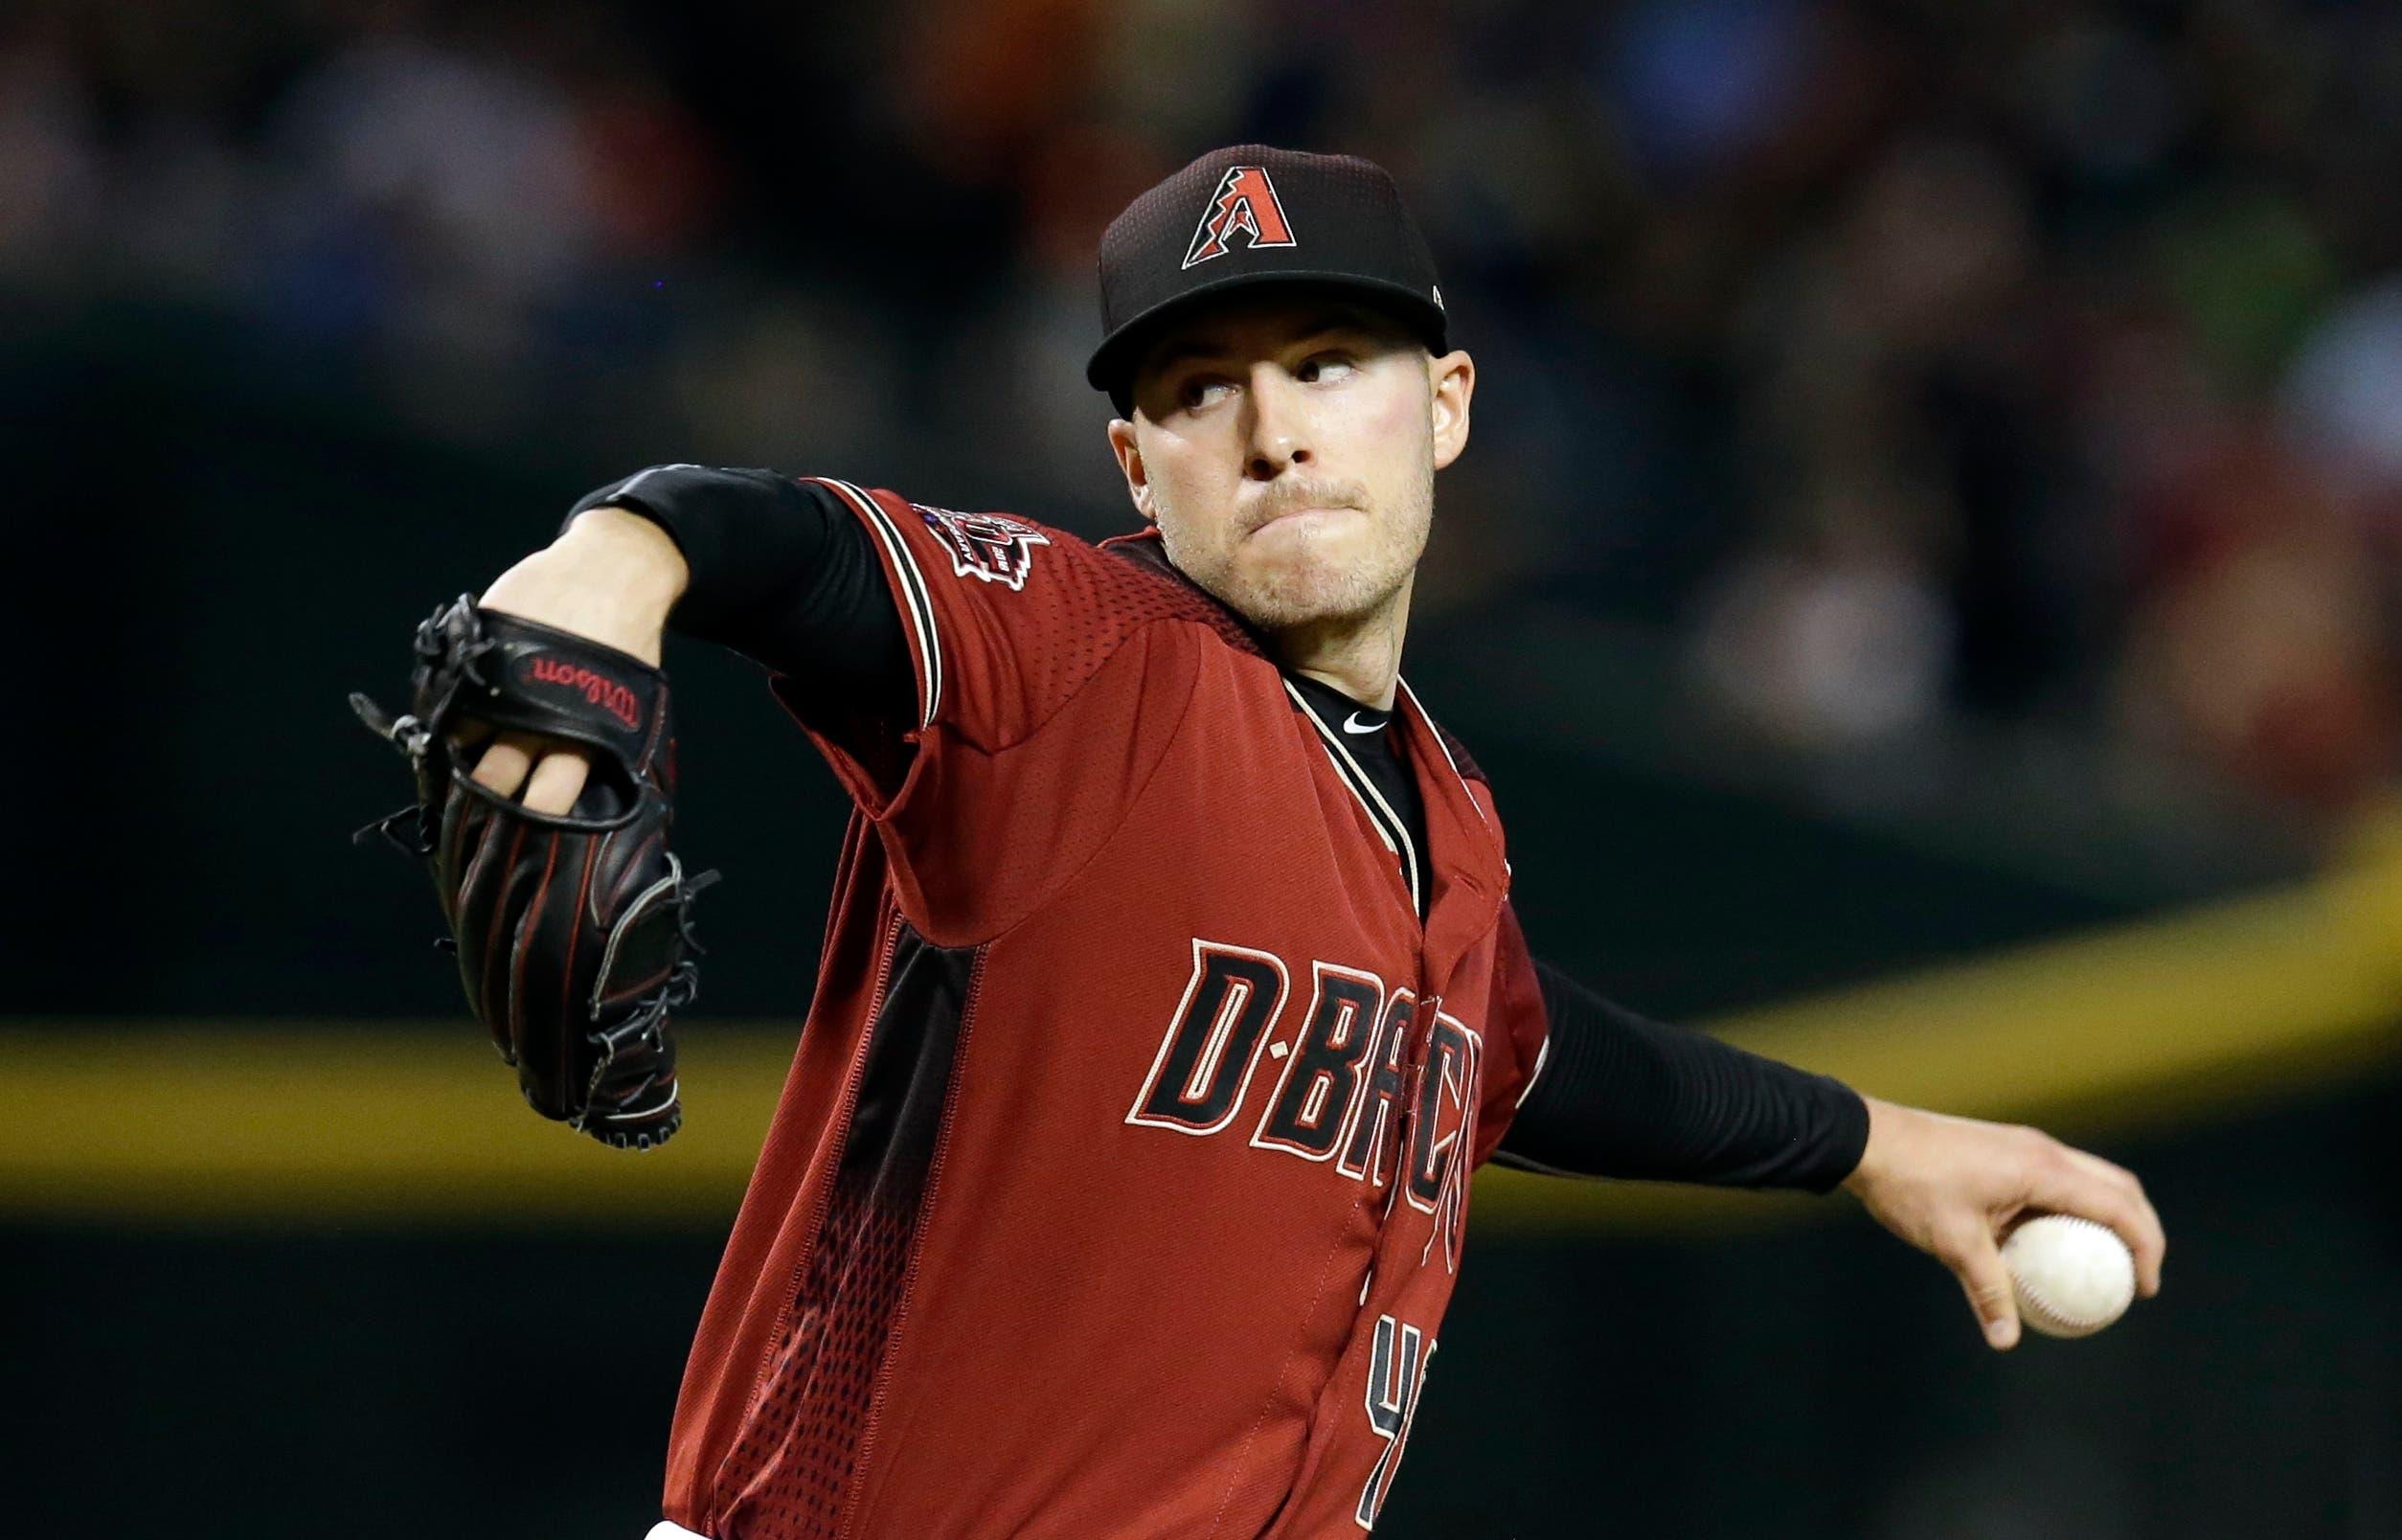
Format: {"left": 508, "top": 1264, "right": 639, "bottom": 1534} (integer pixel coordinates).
{"left": 1357, "top": 1313, "right": 1434, "bottom": 1529}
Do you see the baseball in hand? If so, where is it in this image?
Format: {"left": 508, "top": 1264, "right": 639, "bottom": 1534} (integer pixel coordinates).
{"left": 2001, "top": 1214, "right": 2137, "bottom": 1339}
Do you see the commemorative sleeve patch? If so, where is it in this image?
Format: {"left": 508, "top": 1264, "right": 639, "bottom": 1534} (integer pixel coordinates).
{"left": 916, "top": 504, "right": 1051, "bottom": 591}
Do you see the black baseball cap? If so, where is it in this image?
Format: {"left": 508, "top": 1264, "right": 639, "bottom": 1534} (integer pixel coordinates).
{"left": 1087, "top": 144, "right": 1448, "bottom": 415}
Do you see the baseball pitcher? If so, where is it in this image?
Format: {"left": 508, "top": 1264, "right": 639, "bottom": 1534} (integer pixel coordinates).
{"left": 357, "top": 146, "right": 2165, "bottom": 1538}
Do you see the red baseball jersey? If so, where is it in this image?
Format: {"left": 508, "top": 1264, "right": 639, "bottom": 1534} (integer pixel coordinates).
{"left": 660, "top": 478, "right": 1551, "bottom": 1538}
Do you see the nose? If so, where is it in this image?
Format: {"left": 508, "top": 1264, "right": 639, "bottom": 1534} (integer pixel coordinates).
{"left": 1242, "top": 363, "right": 1312, "bottom": 481}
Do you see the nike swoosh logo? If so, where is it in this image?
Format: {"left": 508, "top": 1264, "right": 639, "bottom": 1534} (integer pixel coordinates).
{"left": 1342, "top": 712, "right": 1383, "bottom": 735}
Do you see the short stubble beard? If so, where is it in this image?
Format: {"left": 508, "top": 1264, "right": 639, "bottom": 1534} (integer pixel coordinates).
{"left": 1158, "top": 454, "right": 1435, "bottom": 634}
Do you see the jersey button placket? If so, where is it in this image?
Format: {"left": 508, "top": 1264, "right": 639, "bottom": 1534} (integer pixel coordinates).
{"left": 1384, "top": 989, "right": 1439, "bottom": 1216}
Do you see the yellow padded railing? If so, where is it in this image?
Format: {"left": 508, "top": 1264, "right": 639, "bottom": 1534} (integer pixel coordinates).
{"left": 16, "top": 815, "right": 2398, "bottom": 1234}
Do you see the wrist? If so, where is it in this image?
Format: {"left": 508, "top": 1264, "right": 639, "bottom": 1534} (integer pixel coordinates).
{"left": 1839, "top": 1094, "right": 1893, "bottom": 1195}
{"left": 560, "top": 505, "right": 691, "bottom": 615}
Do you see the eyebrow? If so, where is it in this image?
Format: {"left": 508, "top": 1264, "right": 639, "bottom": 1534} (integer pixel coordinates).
{"left": 1144, "top": 308, "right": 1381, "bottom": 376}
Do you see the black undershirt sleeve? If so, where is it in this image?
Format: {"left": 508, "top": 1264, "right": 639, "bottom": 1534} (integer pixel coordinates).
{"left": 1497, "top": 960, "right": 1870, "bottom": 1193}
{"left": 560, "top": 465, "right": 1869, "bottom": 1192}
{"left": 563, "top": 464, "right": 914, "bottom": 715}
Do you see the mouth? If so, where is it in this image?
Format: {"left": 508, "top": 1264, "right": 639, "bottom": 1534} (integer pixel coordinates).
{"left": 1250, "top": 504, "right": 1358, "bottom": 536}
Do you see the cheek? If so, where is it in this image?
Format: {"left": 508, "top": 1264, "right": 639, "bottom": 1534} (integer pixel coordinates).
{"left": 1150, "top": 449, "right": 1238, "bottom": 550}
{"left": 1343, "top": 372, "right": 1426, "bottom": 457}
{"left": 1352, "top": 389, "right": 1430, "bottom": 501}
{"left": 1371, "top": 384, "right": 1422, "bottom": 441}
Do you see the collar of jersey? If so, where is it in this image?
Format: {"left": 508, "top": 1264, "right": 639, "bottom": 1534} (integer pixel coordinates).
{"left": 1098, "top": 528, "right": 1507, "bottom": 935}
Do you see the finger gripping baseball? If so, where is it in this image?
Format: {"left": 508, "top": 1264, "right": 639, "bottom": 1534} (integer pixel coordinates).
{"left": 351, "top": 596, "right": 718, "bottom": 1150}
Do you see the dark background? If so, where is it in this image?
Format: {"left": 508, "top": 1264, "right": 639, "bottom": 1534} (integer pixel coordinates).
{"left": 7, "top": 0, "right": 2399, "bottom": 1534}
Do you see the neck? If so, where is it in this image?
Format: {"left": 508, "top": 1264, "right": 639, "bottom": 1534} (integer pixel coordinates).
{"left": 1272, "top": 577, "right": 1413, "bottom": 710}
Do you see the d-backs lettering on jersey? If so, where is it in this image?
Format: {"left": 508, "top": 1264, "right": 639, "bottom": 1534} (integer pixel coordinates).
{"left": 1127, "top": 942, "right": 1483, "bottom": 1274}
{"left": 659, "top": 479, "right": 1550, "bottom": 1540}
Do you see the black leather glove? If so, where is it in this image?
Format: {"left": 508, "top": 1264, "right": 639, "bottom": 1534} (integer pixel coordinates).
{"left": 352, "top": 597, "right": 717, "bottom": 1149}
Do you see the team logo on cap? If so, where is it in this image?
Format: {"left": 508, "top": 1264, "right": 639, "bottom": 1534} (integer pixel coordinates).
{"left": 1182, "top": 165, "right": 1297, "bottom": 269}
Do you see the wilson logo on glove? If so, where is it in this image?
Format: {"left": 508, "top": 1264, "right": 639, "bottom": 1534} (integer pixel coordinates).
{"left": 524, "top": 654, "right": 643, "bottom": 731}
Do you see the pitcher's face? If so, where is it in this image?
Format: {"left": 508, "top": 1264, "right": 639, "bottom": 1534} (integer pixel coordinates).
{"left": 1108, "top": 294, "right": 1474, "bottom": 631}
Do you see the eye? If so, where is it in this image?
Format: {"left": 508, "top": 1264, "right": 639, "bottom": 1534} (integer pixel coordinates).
{"left": 1180, "top": 375, "right": 1233, "bottom": 410}
{"left": 1296, "top": 351, "right": 1357, "bottom": 384}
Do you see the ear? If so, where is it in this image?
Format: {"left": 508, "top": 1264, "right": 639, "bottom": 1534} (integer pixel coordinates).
{"left": 1106, "top": 416, "right": 1160, "bottom": 525}
{"left": 1427, "top": 349, "right": 1475, "bottom": 471}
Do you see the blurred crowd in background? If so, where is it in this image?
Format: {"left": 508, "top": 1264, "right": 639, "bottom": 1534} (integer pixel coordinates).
{"left": 11, "top": 10, "right": 2398, "bottom": 1533}
{"left": 9, "top": 0, "right": 2397, "bottom": 833}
